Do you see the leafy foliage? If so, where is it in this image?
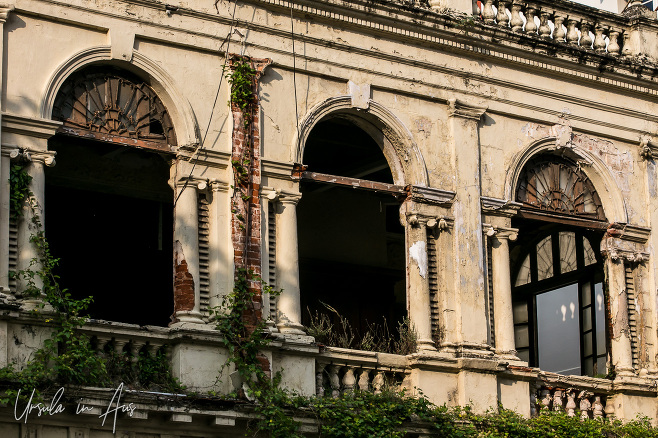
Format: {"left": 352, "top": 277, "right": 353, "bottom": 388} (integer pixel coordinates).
{"left": 227, "top": 59, "right": 257, "bottom": 112}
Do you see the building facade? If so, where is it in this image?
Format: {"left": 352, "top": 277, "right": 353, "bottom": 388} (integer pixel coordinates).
{"left": 1, "top": 0, "right": 658, "bottom": 435}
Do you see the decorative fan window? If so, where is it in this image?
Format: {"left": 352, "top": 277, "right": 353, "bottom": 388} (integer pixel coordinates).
{"left": 52, "top": 69, "right": 177, "bottom": 152}
{"left": 516, "top": 158, "right": 605, "bottom": 221}
{"left": 512, "top": 228, "right": 607, "bottom": 377}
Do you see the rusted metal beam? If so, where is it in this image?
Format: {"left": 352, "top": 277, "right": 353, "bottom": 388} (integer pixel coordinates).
{"left": 298, "top": 170, "right": 407, "bottom": 196}
{"left": 57, "top": 128, "right": 175, "bottom": 154}
{"left": 518, "top": 209, "right": 608, "bottom": 230}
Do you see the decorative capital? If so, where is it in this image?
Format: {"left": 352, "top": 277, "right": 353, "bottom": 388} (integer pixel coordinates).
{"left": 9, "top": 148, "right": 56, "bottom": 167}
{"left": 210, "top": 179, "right": 230, "bottom": 193}
{"left": 600, "top": 230, "right": 649, "bottom": 264}
{"left": 405, "top": 211, "right": 453, "bottom": 230}
{"left": 0, "top": 4, "right": 14, "bottom": 23}
{"left": 639, "top": 135, "right": 657, "bottom": 161}
{"left": 481, "top": 196, "right": 522, "bottom": 217}
{"left": 262, "top": 187, "right": 301, "bottom": 205}
{"left": 447, "top": 98, "right": 487, "bottom": 121}
{"left": 408, "top": 185, "right": 456, "bottom": 206}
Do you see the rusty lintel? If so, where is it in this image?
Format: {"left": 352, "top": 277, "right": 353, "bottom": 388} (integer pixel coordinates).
{"left": 57, "top": 128, "right": 176, "bottom": 154}
{"left": 518, "top": 210, "right": 608, "bottom": 230}
{"left": 299, "top": 171, "right": 407, "bottom": 196}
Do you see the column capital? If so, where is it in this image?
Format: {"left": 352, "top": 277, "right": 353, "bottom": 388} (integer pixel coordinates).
{"left": 447, "top": 98, "right": 487, "bottom": 121}
{"left": 405, "top": 211, "right": 452, "bottom": 231}
{"left": 484, "top": 224, "right": 518, "bottom": 241}
{"left": 0, "top": 4, "right": 13, "bottom": 23}
{"left": 600, "top": 225, "right": 650, "bottom": 263}
{"left": 209, "top": 179, "right": 230, "bottom": 193}
{"left": 262, "top": 187, "right": 301, "bottom": 205}
{"left": 10, "top": 148, "right": 56, "bottom": 167}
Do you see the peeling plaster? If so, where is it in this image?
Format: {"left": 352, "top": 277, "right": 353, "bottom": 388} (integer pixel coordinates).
{"left": 409, "top": 240, "right": 428, "bottom": 279}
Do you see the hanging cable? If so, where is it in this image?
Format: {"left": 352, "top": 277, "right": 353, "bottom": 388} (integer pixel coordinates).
{"left": 174, "top": 0, "right": 239, "bottom": 207}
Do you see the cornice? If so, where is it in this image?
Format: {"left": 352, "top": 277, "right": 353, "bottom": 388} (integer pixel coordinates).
{"left": 408, "top": 185, "right": 456, "bottom": 206}
{"left": 481, "top": 197, "right": 523, "bottom": 217}
{"left": 1, "top": 113, "right": 62, "bottom": 139}
{"left": 262, "top": 159, "right": 295, "bottom": 179}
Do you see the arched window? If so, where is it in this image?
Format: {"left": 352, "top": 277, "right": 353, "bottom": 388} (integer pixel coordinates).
{"left": 511, "top": 155, "right": 608, "bottom": 377}
{"left": 47, "top": 67, "right": 175, "bottom": 326}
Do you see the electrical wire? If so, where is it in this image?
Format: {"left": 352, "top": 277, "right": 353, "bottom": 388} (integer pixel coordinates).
{"left": 174, "top": 0, "right": 239, "bottom": 207}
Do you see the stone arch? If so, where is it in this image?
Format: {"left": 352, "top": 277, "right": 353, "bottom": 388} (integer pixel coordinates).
{"left": 505, "top": 137, "right": 628, "bottom": 224}
{"left": 40, "top": 46, "right": 199, "bottom": 147}
{"left": 294, "top": 96, "right": 429, "bottom": 187}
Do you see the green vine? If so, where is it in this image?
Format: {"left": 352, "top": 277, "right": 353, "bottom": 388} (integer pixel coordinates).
{"left": 227, "top": 59, "right": 257, "bottom": 113}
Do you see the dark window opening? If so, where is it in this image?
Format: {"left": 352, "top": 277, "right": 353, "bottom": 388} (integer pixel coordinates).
{"left": 45, "top": 135, "right": 174, "bottom": 326}
{"left": 298, "top": 118, "right": 406, "bottom": 344}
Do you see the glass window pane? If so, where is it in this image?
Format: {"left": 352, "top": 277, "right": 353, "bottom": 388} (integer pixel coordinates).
{"left": 581, "top": 282, "right": 591, "bottom": 307}
{"left": 582, "top": 308, "right": 592, "bottom": 332}
{"left": 537, "top": 236, "right": 554, "bottom": 281}
{"left": 559, "top": 232, "right": 577, "bottom": 273}
{"left": 596, "top": 356, "right": 607, "bottom": 376}
{"left": 537, "top": 284, "right": 581, "bottom": 375}
{"left": 517, "top": 349, "right": 530, "bottom": 363}
{"left": 583, "top": 236, "right": 597, "bottom": 266}
{"left": 584, "top": 357, "right": 593, "bottom": 377}
{"left": 515, "top": 325, "right": 529, "bottom": 349}
{"left": 515, "top": 255, "right": 531, "bottom": 286}
{"left": 595, "top": 283, "right": 606, "bottom": 356}
{"left": 583, "top": 332, "right": 593, "bottom": 357}
{"left": 513, "top": 301, "right": 528, "bottom": 324}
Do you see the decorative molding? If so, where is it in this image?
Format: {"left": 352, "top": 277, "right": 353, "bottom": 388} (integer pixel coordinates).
{"left": 600, "top": 235, "right": 649, "bottom": 263}
{"left": 262, "top": 159, "right": 295, "bottom": 179}
{"left": 406, "top": 211, "right": 454, "bottom": 230}
{"left": 177, "top": 147, "right": 230, "bottom": 169}
{"left": 409, "top": 185, "right": 456, "bottom": 206}
{"left": 0, "top": 3, "right": 14, "bottom": 23}
{"left": 481, "top": 196, "right": 522, "bottom": 217}
{"left": 483, "top": 224, "right": 518, "bottom": 241}
{"left": 1, "top": 113, "right": 62, "bottom": 139}
{"left": 447, "top": 99, "right": 487, "bottom": 121}
{"left": 639, "top": 135, "right": 657, "bottom": 161}
{"left": 262, "top": 187, "right": 302, "bottom": 204}
{"left": 606, "top": 223, "right": 651, "bottom": 244}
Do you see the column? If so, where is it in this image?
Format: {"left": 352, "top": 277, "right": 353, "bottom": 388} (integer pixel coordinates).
{"left": 0, "top": 4, "right": 15, "bottom": 295}
{"left": 406, "top": 214, "right": 435, "bottom": 351}
{"left": 491, "top": 228, "right": 518, "bottom": 359}
{"left": 604, "top": 253, "right": 635, "bottom": 376}
{"left": 447, "top": 98, "right": 490, "bottom": 352}
{"left": 208, "top": 180, "right": 231, "bottom": 314}
{"left": 16, "top": 152, "right": 54, "bottom": 309}
{"left": 173, "top": 181, "right": 204, "bottom": 324}
{"left": 275, "top": 194, "right": 304, "bottom": 334}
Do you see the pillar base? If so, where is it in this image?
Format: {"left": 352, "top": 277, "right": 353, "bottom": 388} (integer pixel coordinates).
{"left": 277, "top": 321, "right": 306, "bottom": 335}
{"left": 173, "top": 310, "right": 205, "bottom": 325}
{"left": 495, "top": 349, "right": 520, "bottom": 362}
{"left": 417, "top": 338, "right": 437, "bottom": 352}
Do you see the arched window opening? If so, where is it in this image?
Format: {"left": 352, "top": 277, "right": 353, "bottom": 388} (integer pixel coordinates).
{"left": 47, "top": 68, "right": 175, "bottom": 327}
{"left": 52, "top": 67, "right": 177, "bottom": 152}
{"left": 511, "top": 155, "right": 608, "bottom": 377}
{"left": 298, "top": 118, "right": 406, "bottom": 348}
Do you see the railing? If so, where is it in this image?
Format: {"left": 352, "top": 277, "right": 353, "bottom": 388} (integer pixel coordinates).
{"left": 316, "top": 347, "right": 410, "bottom": 397}
{"left": 533, "top": 373, "right": 614, "bottom": 418}
{"left": 477, "top": 0, "right": 631, "bottom": 56}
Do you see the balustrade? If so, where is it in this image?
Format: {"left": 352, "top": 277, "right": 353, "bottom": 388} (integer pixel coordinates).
{"left": 478, "top": 0, "right": 626, "bottom": 56}
{"left": 534, "top": 382, "right": 611, "bottom": 419}
{"left": 316, "top": 355, "right": 409, "bottom": 397}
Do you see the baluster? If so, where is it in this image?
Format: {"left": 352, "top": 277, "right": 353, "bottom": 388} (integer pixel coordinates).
{"left": 566, "top": 19, "right": 579, "bottom": 45}
{"left": 553, "top": 389, "right": 564, "bottom": 411}
{"left": 592, "top": 396, "right": 604, "bottom": 419}
{"left": 608, "top": 30, "right": 620, "bottom": 55}
{"left": 554, "top": 15, "right": 566, "bottom": 42}
{"left": 372, "top": 371, "right": 385, "bottom": 395}
{"left": 114, "top": 338, "right": 127, "bottom": 356}
{"left": 316, "top": 363, "right": 326, "bottom": 397}
{"left": 565, "top": 390, "right": 576, "bottom": 417}
{"left": 357, "top": 369, "right": 370, "bottom": 391}
{"left": 510, "top": 1, "right": 524, "bottom": 32}
{"left": 604, "top": 397, "right": 615, "bottom": 419}
{"left": 329, "top": 365, "right": 341, "bottom": 398}
{"left": 538, "top": 11, "right": 551, "bottom": 38}
{"left": 579, "top": 391, "right": 592, "bottom": 420}
{"left": 525, "top": 7, "right": 537, "bottom": 34}
{"left": 132, "top": 340, "right": 146, "bottom": 363}
{"left": 621, "top": 32, "right": 632, "bottom": 57}
{"left": 483, "top": 0, "right": 496, "bottom": 24}
{"left": 496, "top": 0, "right": 509, "bottom": 28}
{"left": 594, "top": 25, "right": 606, "bottom": 53}
{"left": 342, "top": 367, "right": 356, "bottom": 394}
{"left": 539, "top": 389, "right": 552, "bottom": 411}
{"left": 580, "top": 22, "right": 593, "bottom": 49}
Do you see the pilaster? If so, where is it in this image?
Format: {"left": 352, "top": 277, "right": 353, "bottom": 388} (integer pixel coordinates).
{"left": 447, "top": 98, "right": 491, "bottom": 355}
